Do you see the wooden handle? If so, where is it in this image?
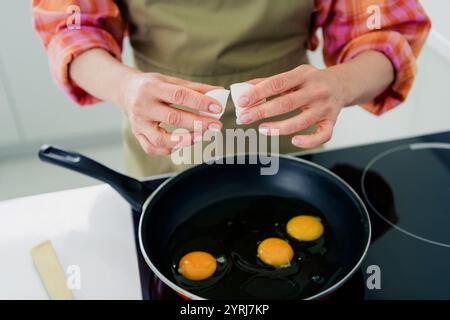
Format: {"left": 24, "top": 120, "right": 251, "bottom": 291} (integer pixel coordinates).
{"left": 31, "top": 241, "right": 73, "bottom": 300}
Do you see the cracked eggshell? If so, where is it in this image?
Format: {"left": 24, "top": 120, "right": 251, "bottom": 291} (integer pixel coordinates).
{"left": 230, "top": 82, "right": 266, "bottom": 125}
{"left": 199, "top": 89, "right": 230, "bottom": 119}
{"left": 230, "top": 83, "right": 253, "bottom": 125}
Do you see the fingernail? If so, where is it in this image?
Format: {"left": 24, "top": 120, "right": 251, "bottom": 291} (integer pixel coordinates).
{"left": 208, "top": 104, "right": 222, "bottom": 114}
{"left": 208, "top": 123, "right": 222, "bottom": 132}
{"left": 238, "top": 96, "right": 250, "bottom": 108}
{"left": 292, "top": 137, "right": 303, "bottom": 146}
{"left": 239, "top": 113, "right": 253, "bottom": 124}
{"left": 259, "top": 126, "right": 270, "bottom": 135}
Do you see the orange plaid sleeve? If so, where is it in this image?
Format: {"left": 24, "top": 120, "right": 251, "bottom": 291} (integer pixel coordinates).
{"left": 32, "top": 0, "right": 125, "bottom": 105}
{"left": 311, "top": 0, "right": 431, "bottom": 115}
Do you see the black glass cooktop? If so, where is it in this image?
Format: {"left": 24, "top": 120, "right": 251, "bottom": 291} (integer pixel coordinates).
{"left": 132, "top": 131, "right": 450, "bottom": 300}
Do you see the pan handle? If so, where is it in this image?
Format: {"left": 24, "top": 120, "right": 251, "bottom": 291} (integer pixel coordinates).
{"left": 39, "top": 145, "right": 152, "bottom": 211}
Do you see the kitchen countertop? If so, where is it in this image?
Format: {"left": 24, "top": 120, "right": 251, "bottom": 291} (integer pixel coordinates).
{"left": 0, "top": 185, "right": 142, "bottom": 299}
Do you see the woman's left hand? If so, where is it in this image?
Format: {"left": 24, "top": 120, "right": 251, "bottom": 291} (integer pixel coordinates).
{"left": 238, "top": 64, "right": 349, "bottom": 148}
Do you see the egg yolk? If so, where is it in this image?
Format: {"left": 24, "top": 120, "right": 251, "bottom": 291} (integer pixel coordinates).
{"left": 178, "top": 251, "right": 217, "bottom": 281}
{"left": 287, "top": 215, "right": 324, "bottom": 241}
{"left": 257, "top": 238, "right": 294, "bottom": 267}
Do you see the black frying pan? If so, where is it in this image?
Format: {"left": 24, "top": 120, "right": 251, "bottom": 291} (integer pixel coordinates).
{"left": 39, "top": 145, "right": 370, "bottom": 300}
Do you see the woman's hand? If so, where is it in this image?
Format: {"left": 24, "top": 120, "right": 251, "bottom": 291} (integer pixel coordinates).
{"left": 237, "top": 51, "right": 394, "bottom": 148}
{"left": 237, "top": 64, "right": 348, "bottom": 148}
{"left": 119, "top": 72, "right": 224, "bottom": 155}
{"left": 69, "top": 49, "right": 227, "bottom": 156}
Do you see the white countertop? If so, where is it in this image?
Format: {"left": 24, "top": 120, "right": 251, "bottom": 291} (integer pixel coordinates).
{"left": 0, "top": 184, "right": 142, "bottom": 300}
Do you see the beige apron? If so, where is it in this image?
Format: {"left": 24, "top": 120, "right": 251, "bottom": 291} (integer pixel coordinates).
{"left": 120, "top": 0, "right": 315, "bottom": 177}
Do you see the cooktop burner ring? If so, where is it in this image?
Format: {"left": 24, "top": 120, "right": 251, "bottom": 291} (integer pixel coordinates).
{"left": 361, "top": 142, "right": 450, "bottom": 248}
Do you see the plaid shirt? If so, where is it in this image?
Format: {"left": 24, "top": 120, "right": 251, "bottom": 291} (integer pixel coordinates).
{"left": 32, "top": 0, "right": 430, "bottom": 115}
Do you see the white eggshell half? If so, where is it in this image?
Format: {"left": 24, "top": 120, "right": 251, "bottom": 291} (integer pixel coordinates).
{"left": 199, "top": 89, "right": 230, "bottom": 119}
{"left": 230, "top": 83, "right": 253, "bottom": 125}
{"left": 230, "top": 82, "right": 266, "bottom": 125}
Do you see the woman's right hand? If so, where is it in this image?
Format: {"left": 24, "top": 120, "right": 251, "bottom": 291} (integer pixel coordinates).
{"left": 118, "top": 72, "right": 224, "bottom": 155}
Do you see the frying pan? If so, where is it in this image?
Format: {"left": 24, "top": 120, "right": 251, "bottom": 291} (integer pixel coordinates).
{"left": 39, "top": 145, "right": 371, "bottom": 300}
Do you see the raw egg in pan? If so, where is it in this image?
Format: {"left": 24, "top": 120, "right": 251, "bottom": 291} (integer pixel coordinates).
{"left": 178, "top": 251, "right": 217, "bottom": 281}
{"left": 287, "top": 215, "right": 324, "bottom": 241}
{"left": 257, "top": 237, "right": 294, "bottom": 267}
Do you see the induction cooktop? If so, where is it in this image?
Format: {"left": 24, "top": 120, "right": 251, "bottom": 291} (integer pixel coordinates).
{"left": 131, "top": 131, "right": 450, "bottom": 300}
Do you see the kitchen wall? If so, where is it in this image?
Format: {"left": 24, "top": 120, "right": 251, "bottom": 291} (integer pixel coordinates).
{"left": 0, "top": 1, "right": 132, "bottom": 199}
{"left": 422, "top": 1, "right": 450, "bottom": 41}
{"left": 0, "top": 0, "right": 449, "bottom": 199}
{"left": 0, "top": 1, "right": 124, "bottom": 158}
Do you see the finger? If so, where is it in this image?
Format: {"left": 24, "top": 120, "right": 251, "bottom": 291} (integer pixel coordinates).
{"left": 291, "top": 119, "right": 334, "bottom": 148}
{"left": 147, "top": 103, "right": 223, "bottom": 132}
{"left": 246, "top": 78, "right": 266, "bottom": 85}
{"left": 184, "top": 82, "right": 223, "bottom": 94}
{"left": 154, "top": 82, "right": 224, "bottom": 114}
{"left": 238, "top": 65, "right": 309, "bottom": 108}
{"left": 135, "top": 133, "right": 172, "bottom": 156}
{"left": 238, "top": 89, "right": 311, "bottom": 125}
{"left": 258, "top": 109, "right": 321, "bottom": 136}
{"left": 158, "top": 74, "right": 223, "bottom": 94}
{"left": 138, "top": 122, "right": 194, "bottom": 149}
